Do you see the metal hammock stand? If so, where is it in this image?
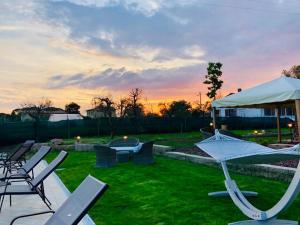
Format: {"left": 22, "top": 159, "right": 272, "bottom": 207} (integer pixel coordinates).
{"left": 196, "top": 130, "right": 300, "bottom": 225}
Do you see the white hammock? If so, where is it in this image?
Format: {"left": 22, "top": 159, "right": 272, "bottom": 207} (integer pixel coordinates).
{"left": 196, "top": 130, "right": 300, "bottom": 164}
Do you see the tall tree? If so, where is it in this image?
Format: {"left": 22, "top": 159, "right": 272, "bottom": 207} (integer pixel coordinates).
{"left": 92, "top": 96, "right": 116, "bottom": 138}
{"left": 168, "top": 100, "right": 192, "bottom": 118}
{"left": 65, "top": 102, "right": 80, "bottom": 114}
{"left": 283, "top": 65, "right": 300, "bottom": 78}
{"left": 160, "top": 100, "right": 192, "bottom": 132}
{"left": 203, "top": 62, "right": 223, "bottom": 100}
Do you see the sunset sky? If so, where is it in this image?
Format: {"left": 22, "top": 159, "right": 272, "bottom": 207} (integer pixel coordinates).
{"left": 1, "top": 0, "right": 300, "bottom": 114}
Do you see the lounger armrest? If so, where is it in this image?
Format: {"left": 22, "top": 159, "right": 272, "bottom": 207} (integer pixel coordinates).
{"left": 10, "top": 210, "right": 55, "bottom": 225}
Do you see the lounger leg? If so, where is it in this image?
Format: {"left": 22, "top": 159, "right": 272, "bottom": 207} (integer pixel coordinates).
{"left": 9, "top": 195, "right": 11, "bottom": 206}
{"left": 229, "top": 218, "right": 298, "bottom": 225}
{"left": 0, "top": 195, "right": 5, "bottom": 212}
{"left": 208, "top": 191, "right": 258, "bottom": 197}
{"left": 39, "top": 182, "right": 52, "bottom": 210}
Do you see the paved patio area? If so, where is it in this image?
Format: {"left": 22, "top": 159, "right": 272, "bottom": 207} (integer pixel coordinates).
{"left": 0, "top": 161, "right": 95, "bottom": 225}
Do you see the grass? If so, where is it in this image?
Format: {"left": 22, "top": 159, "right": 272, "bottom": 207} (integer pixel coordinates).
{"left": 232, "top": 128, "right": 292, "bottom": 145}
{"left": 47, "top": 151, "right": 300, "bottom": 225}
{"left": 62, "top": 131, "right": 203, "bottom": 148}
{"left": 61, "top": 128, "right": 292, "bottom": 149}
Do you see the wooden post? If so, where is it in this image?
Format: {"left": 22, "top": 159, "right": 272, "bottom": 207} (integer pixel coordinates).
{"left": 276, "top": 107, "right": 281, "bottom": 143}
{"left": 212, "top": 107, "right": 217, "bottom": 129}
{"left": 295, "top": 100, "right": 300, "bottom": 141}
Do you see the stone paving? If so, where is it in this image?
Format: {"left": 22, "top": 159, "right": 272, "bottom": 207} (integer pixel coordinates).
{"left": 0, "top": 161, "right": 95, "bottom": 225}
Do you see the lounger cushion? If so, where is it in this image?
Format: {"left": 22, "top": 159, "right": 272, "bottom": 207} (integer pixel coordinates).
{"left": 0, "top": 169, "right": 28, "bottom": 181}
{"left": 0, "top": 185, "right": 37, "bottom": 195}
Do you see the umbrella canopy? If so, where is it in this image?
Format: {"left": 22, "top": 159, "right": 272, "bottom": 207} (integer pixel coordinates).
{"left": 212, "top": 76, "right": 300, "bottom": 108}
{"left": 195, "top": 131, "right": 300, "bottom": 164}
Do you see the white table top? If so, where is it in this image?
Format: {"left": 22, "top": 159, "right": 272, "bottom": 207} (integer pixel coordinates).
{"left": 111, "top": 143, "right": 143, "bottom": 153}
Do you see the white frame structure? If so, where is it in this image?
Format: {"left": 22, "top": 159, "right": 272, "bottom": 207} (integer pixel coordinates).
{"left": 196, "top": 131, "right": 300, "bottom": 225}
{"left": 222, "top": 161, "right": 300, "bottom": 225}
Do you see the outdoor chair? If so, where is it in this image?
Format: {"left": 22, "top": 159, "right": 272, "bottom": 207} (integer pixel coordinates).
{"left": 200, "top": 128, "right": 214, "bottom": 139}
{"left": 9, "top": 175, "right": 108, "bottom": 225}
{"left": 0, "top": 145, "right": 52, "bottom": 182}
{"left": 0, "top": 140, "right": 35, "bottom": 173}
{"left": 0, "top": 151, "right": 68, "bottom": 211}
{"left": 133, "top": 141, "right": 154, "bottom": 165}
{"left": 94, "top": 145, "right": 117, "bottom": 168}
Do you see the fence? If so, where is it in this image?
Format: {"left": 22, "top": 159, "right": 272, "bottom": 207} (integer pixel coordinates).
{"left": 0, "top": 117, "right": 290, "bottom": 145}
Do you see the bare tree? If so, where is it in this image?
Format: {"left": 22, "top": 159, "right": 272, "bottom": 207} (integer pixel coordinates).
{"left": 116, "top": 97, "right": 129, "bottom": 118}
{"left": 20, "top": 98, "right": 53, "bottom": 121}
{"left": 19, "top": 98, "right": 53, "bottom": 140}
{"left": 126, "top": 88, "right": 144, "bottom": 118}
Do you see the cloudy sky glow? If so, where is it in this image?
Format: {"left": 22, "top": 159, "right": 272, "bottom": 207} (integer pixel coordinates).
{"left": 1, "top": 0, "right": 300, "bottom": 114}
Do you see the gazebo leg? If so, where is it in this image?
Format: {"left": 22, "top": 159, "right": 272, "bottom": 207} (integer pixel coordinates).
{"left": 276, "top": 107, "right": 281, "bottom": 143}
{"left": 229, "top": 218, "right": 297, "bottom": 225}
{"left": 208, "top": 190, "right": 257, "bottom": 197}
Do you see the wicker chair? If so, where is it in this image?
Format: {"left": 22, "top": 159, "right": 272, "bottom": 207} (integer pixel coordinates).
{"left": 133, "top": 141, "right": 154, "bottom": 165}
{"left": 200, "top": 128, "right": 214, "bottom": 139}
{"left": 94, "top": 145, "right": 117, "bottom": 168}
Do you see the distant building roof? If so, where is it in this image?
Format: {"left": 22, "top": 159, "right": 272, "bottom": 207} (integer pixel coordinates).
{"left": 13, "top": 107, "right": 65, "bottom": 115}
{"left": 48, "top": 114, "right": 83, "bottom": 122}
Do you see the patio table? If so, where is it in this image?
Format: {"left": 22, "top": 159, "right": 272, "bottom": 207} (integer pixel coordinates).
{"left": 110, "top": 143, "right": 142, "bottom": 153}
{"left": 111, "top": 143, "right": 142, "bottom": 163}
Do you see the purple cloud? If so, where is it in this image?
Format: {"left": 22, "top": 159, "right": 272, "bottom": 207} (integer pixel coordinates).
{"left": 47, "top": 65, "right": 204, "bottom": 92}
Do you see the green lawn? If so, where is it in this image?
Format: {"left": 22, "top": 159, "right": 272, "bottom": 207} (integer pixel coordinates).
{"left": 47, "top": 151, "right": 300, "bottom": 225}
{"left": 62, "top": 131, "right": 203, "bottom": 148}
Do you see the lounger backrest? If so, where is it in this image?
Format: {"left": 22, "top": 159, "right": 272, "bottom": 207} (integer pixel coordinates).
{"left": 22, "top": 146, "right": 52, "bottom": 173}
{"left": 45, "top": 175, "right": 108, "bottom": 225}
{"left": 30, "top": 151, "right": 68, "bottom": 188}
{"left": 94, "top": 145, "right": 116, "bottom": 157}
{"left": 9, "top": 140, "right": 35, "bottom": 161}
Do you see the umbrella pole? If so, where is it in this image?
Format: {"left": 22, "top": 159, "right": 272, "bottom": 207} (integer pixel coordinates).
{"left": 295, "top": 100, "right": 300, "bottom": 141}
{"left": 276, "top": 107, "right": 282, "bottom": 143}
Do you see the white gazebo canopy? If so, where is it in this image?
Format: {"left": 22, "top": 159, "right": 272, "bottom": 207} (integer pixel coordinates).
{"left": 211, "top": 76, "right": 300, "bottom": 142}
{"left": 212, "top": 76, "right": 300, "bottom": 108}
